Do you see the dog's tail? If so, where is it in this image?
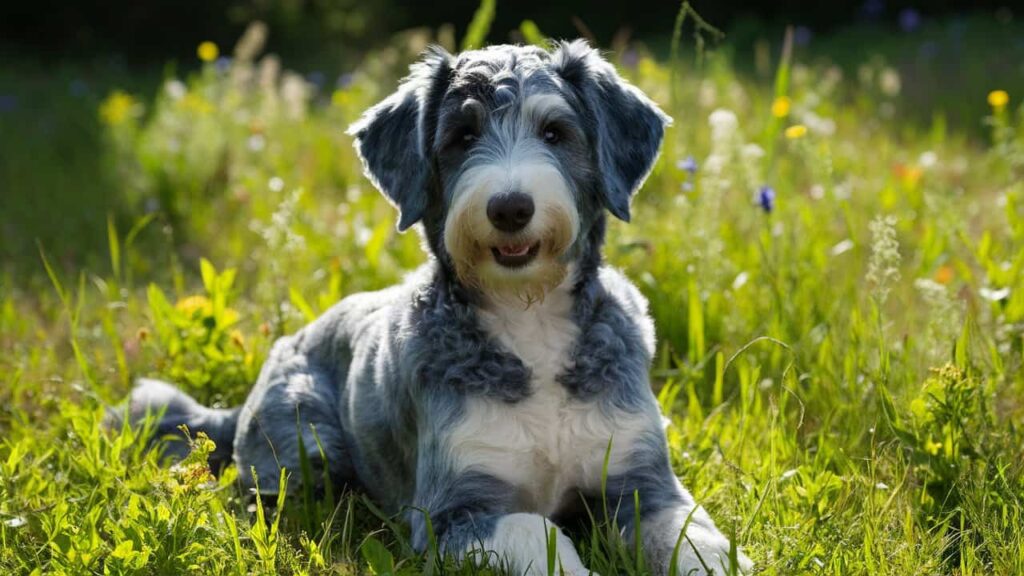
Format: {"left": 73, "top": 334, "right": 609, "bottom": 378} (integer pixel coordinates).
{"left": 114, "top": 378, "right": 240, "bottom": 471}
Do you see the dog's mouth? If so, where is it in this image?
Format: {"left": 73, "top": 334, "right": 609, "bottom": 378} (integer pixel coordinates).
{"left": 491, "top": 241, "right": 541, "bottom": 268}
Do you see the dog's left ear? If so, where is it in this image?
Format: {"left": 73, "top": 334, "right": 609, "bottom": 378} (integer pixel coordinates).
{"left": 348, "top": 47, "right": 453, "bottom": 231}
{"left": 552, "top": 40, "right": 672, "bottom": 222}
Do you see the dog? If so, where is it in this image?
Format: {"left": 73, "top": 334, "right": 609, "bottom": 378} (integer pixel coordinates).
{"left": 128, "top": 40, "right": 752, "bottom": 576}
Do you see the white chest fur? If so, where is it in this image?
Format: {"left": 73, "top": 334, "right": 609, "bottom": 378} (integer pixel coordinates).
{"left": 448, "top": 281, "right": 649, "bottom": 516}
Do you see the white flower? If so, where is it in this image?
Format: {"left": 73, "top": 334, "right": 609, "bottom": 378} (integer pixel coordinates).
{"left": 867, "top": 215, "right": 901, "bottom": 304}
{"left": 732, "top": 271, "right": 749, "bottom": 290}
{"left": 919, "top": 150, "right": 938, "bottom": 169}
{"left": 831, "top": 239, "right": 854, "bottom": 256}
{"left": 708, "top": 108, "right": 738, "bottom": 142}
{"left": 164, "top": 79, "right": 186, "bottom": 101}
{"left": 980, "top": 286, "right": 1011, "bottom": 301}
{"left": 268, "top": 176, "right": 285, "bottom": 192}
{"left": 248, "top": 134, "right": 266, "bottom": 152}
{"left": 879, "top": 67, "right": 902, "bottom": 96}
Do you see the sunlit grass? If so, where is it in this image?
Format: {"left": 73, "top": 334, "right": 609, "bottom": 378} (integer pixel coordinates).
{"left": 2, "top": 9, "right": 1024, "bottom": 576}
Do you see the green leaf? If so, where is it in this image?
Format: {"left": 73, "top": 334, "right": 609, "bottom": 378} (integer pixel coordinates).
{"left": 360, "top": 536, "right": 395, "bottom": 575}
{"left": 461, "top": 0, "right": 496, "bottom": 51}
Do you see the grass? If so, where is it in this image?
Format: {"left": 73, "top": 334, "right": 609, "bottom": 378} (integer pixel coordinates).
{"left": 3, "top": 8, "right": 1024, "bottom": 576}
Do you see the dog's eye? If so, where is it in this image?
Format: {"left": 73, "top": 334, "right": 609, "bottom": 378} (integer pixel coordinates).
{"left": 542, "top": 125, "right": 561, "bottom": 145}
{"left": 462, "top": 132, "right": 478, "bottom": 145}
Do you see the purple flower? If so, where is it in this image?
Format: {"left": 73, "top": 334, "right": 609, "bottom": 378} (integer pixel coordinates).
{"left": 681, "top": 181, "right": 694, "bottom": 193}
{"left": 215, "top": 56, "right": 233, "bottom": 74}
{"left": 899, "top": 9, "right": 921, "bottom": 32}
{"left": 0, "top": 94, "right": 18, "bottom": 113}
{"left": 758, "top": 185, "right": 775, "bottom": 213}
{"left": 794, "top": 26, "right": 813, "bottom": 46}
{"left": 860, "top": 0, "right": 885, "bottom": 20}
{"left": 621, "top": 48, "right": 639, "bottom": 70}
{"left": 336, "top": 73, "right": 355, "bottom": 89}
{"left": 307, "top": 71, "right": 326, "bottom": 88}
{"left": 677, "top": 155, "right": 699, "bottom": 175}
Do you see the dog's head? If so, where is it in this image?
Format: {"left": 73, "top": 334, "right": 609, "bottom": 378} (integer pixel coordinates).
{"left": 350, "top": 41, "right": 670, "bottom": 302}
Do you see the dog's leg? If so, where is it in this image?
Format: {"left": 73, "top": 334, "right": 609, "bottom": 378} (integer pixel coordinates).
{"left": 410, "top": 455, "right": 596, "bottom": 575}
{"left": 604, "top": 433, "right": 752, "bottom": 576}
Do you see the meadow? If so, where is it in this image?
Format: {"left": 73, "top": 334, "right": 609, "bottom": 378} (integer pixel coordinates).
{"left": 2, "top": 6, "right": 1024, "bottom": 575}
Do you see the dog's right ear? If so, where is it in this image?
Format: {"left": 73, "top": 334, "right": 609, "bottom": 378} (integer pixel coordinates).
{"left": 348, "top": 47, "right": 453, "bottom": 232}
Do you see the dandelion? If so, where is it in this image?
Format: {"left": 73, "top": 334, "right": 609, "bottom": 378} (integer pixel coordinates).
{"left": 99, "top": 90, "right": 139, "bottom": 126}
{"left": 867, "top": 215, "right": 901, "bottom": 304}
{"left": 771, "top": 96, "right": 791, "bottom": 118}
{"left": 677, "top": 156, "right": 699, "bottom": 174}
{"left": 197, "top": 41, "right": 219, "bottom": 63}
{"left": 987, "top": 89, "right": 1009, "bottom": 110}
{"left": 757, "top": 185, "right": 776, "bottom": 213}
{"left": 785, "top": 124, "right": 808, "bottom": 139}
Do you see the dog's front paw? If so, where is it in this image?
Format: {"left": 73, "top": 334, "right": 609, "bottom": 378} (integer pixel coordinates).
{"left": 673, "top": 524, "right": 753, "bottom": 575}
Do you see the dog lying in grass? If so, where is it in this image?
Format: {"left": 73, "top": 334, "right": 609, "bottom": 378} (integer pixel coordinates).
{"left": 128, "top": 40, "right": 752, "bottom": 575}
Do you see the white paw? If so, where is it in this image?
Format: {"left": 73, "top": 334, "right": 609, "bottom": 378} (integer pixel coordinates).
{"left": 674, "top": 524, "right": 752, "bottom": 575}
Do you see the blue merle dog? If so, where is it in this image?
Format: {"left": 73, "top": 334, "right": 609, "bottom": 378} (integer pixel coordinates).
{"left": 128, "top": 40, "right": 752, "bottom": 575}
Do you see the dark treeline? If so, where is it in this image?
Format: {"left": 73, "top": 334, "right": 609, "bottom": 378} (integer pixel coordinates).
{"left": 0, "top": 0, "right": 1015, "bottom": 63}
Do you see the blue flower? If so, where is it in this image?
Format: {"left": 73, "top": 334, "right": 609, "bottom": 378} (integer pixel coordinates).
{"left": 758, "top": 185, "right": 776, "bottom": 213}
{"left": 677, "top": 155, "right": 699, "bottom": 175}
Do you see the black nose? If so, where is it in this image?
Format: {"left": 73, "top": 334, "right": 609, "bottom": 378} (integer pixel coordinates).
{"left": 486, "top": 192, "right": 535, "bottom": 233}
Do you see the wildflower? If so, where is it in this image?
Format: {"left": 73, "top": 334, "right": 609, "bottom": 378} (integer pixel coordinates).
{"left": 99, "top": 90, "right": 139, "bottom": 125}
{"left": 793, "top": 26, "right": 813, "bottom": 46}
{"left": 268, "top": 176, "right": 285, "bottom": 192}
{"left": 771, "top": 96, "right": 791, "bottom": 118}
{"left": 709, "top": 109, "right": 739, "bottom": 140}
{"left": 229, "top": 330, "right": 246, "bottom": 350}
{"left": 784, "top": 124, "right": 808, "bottom": 139}
{"left": 677, "top": 156, "right": 699, "bottom": 174}
{"left": 176, "top": 295, "right": 212, "bottom": 317}
{"left": 924, "top": 438, "right": 942, "bottom": 456}
{"left": 879, "top": 68, "right": 901, "bottom": 96}
{"left": 979, "top": 286, "right": 1011, "bottom": 301}
{"left": 680, "top": 181, "right": 694, "bottom": 192}
{"left": 0, "top": 94, "right": 17, "bottom": 113}
{"left": 894, "top": 163, "right": 923, "bottom": 188}
{"left": 197, "top": 41, "right": 219, "bottom": 62}
{"left": 757, "top": 185, "right": 775, "bottom": 213}
{"left": 899, "top": 9, "right": 921, "bottom": 33}
{"left": 867, "top": 215, "right": 901, "bottom": 304}
{"left": 164, "top": 79, "right": 186, "bottom": 101}
{"left": 215, "top": 56, "right": 232, "bottom": 74}
{"left": 918, "top": 150, "right": 938, "bottom": 169}
{"left": 934, "top": 265, "right": 954, "bottom": 284}
{"left": 831, "top": 239, "right": 854, "bottom": 256}
{"left": 987, "top": 89, "right": 1009, "bottom": 110}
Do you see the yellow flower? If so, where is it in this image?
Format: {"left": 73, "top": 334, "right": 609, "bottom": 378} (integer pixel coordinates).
{"left": 988, "top": 90, "right": 1009, "bottom": 109}
{"left": 331, "top": 89, "right": 351, "bottom": 109}
{"left": 229, "top": 329, "right": 246, "bottom": 350}
{"left": 784, "top": 124, "right": 808, "bottom": 139}
{"left": 197, "top": 41, "right": 219, "bottom": 63}
{"left": 771, "top": 96, "right": 791, "bottom": 118}
{"left": 175, "top": 295, "right": 212, "bottom": 316}
{"left": 99, "top": 90, "right": 139, "bottom": 126}
{"left": 924, "top": 439, "right": 943, "bottom": 456}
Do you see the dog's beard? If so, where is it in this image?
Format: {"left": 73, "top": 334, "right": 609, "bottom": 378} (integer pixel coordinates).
{"left": 445, "top": 202, "right": 577, "bottom": 306}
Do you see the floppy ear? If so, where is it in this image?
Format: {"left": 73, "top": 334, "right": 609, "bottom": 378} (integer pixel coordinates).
{"left": 551, "top": 40, "right": 672, "bottom": 222}
{"left": 348, "top": 47, "right": 453, "bottom": 231}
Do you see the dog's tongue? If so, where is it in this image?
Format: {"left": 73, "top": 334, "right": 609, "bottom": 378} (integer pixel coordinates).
{"left": 497, "top": 244, "right": 530, "bottom": 257}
